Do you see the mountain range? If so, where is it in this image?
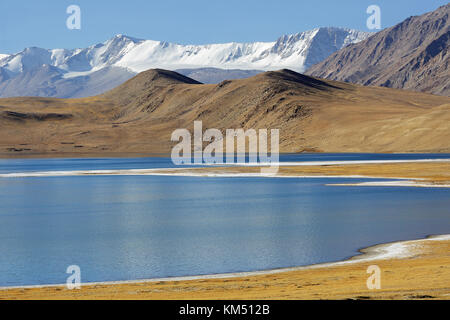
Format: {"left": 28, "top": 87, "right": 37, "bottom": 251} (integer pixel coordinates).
{"left": 307, "top": 4, "right": 449, "bottom": 96}
{"left": 0, "top": 27, "right": 370, "bottom": 98}
{"left": 0, "top": 4, "right": 448, "bottom": 158}
{"left": 0, "top": 4, "right": 448, "bottom": 100}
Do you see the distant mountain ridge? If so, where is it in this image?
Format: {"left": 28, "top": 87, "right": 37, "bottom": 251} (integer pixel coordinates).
{"left": 307, "top": 4, "right": 450, "bottom": 96}
{"left": 175, "top": 68, "right": 263, "bottom": 84}
{"left": 0, "top": 27, "right": 371, "bottom": 98}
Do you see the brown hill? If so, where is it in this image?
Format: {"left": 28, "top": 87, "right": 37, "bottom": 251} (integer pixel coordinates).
{"left": 307, "top": 4, "right": 450, "bottom": 96}
{"left": 0, "top": 68, "right": 449, "bottom": 157}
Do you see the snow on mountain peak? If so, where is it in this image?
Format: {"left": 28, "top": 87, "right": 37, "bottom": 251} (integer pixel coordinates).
{"left": 0, "top": 27, "right": 372, "bottom": 77}
{"left": 0, "top": 27, "right": 373, "bottom": 98}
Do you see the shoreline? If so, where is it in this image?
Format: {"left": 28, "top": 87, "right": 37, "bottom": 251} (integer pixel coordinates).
{"left": 0, "top": 152, "right": 170, "bottom": 160}
{"left": 1, "top": 234, "right": 448, "bottom": 292}
{"left": 1, "top": 158, "right": 449, "bottom": 188}
{"left": 328, "top": 181, "right": 450, "bottom": 188}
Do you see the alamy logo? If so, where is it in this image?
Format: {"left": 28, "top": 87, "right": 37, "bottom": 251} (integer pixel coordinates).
{"left": 366, "top": 265, "right": 381, "bottom": 290}
{"left": 66, "top": 265, "right": 81, "bottom": 289}
{"left": 171, "top": 121, "right": 280, "bottom": 174}
{"left": 66, "top": 5, "right": 81, "bottom": 30}
{"left": 366, "top": 5, "right": 381, "bottom": 30}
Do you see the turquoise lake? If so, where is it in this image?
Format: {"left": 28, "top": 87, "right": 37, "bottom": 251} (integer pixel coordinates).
{"left": 0, "top": 154, "right": 449, "bottom": 287}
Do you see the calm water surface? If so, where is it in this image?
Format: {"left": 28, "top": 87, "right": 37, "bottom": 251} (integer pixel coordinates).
{"left": 0, "top": 154, "right": 449, "bottom": 287}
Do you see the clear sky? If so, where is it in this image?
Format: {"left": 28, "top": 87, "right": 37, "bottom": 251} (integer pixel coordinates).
{"left": 0, "top": 0, "right": 448, "bottom": 54}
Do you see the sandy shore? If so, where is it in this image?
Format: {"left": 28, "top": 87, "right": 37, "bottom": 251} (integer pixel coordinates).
{"left": 149, "top": 160, "right": 450, "bottom": 188}
{"left": 0, "top": 235, "right": 449, "bottom": 300}
{"left": 2, "top": 159, "right": 449, "bottom": 188}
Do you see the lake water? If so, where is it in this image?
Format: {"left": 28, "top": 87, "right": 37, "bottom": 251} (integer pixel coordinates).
{"left": 0, "top": 154, "right": 449, "bottom": 287}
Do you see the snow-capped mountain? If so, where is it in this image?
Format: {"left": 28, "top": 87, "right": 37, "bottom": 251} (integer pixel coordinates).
{"left": 0, "top": 27, "right": 371, "bottom": 98}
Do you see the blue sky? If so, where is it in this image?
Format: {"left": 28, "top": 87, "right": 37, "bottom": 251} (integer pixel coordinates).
{"left": 0, "top": 0, "right": 448, "bottom": 53}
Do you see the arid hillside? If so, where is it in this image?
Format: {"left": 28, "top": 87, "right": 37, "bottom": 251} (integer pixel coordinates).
{"left": 0, "top": 68, "right": 449, "bottom": 157}
{"left": 307, "top": 4, "right": 449, "bottom": 96}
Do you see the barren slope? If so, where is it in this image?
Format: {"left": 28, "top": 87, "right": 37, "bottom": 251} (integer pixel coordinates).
{"left": 307, "top": 4, "right": 450, "bottom": 96}
{"left": 0, "top": 68, "right": 449, "bottom": 157}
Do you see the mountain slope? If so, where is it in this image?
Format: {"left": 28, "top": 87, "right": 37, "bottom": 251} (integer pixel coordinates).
{"left": 307, "top": 4, "right": 450, "bottom": 96}
{"left": 0, "top": 28, "right": 370, "bottom": 98}
{"left": 0, "top": 65, "right": 135, "bottom": 98}
{"left": 0, "top": 69, "right": 449, "bottom": 157}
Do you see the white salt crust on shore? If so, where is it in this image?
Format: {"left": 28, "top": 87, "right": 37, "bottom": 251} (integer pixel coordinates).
{"left": 0, "top": 234, "right": 449, "bottom": 291}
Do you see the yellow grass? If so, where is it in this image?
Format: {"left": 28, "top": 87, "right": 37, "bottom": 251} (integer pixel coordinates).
{"left": 1, "top": 70, "right": 450, "bottom": 157}
{"left": 151, "top": 161, "right": 450, "bottom": 185}
{"left": 1, "top": 239, "right": 448, "bottom": 300}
